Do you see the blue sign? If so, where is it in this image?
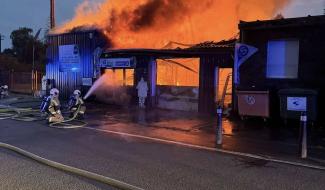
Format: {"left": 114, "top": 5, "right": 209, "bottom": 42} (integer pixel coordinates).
{"left": 59, "top": 45, "right": 81, "bottom": 72}
{"left": 99, "top": 58, "right": 136, "bottom": 69}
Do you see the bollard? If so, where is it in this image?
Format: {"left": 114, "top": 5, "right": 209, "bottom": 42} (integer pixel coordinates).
{"left": 216, "top": 107, "right": 223, "bottom": 145}
{"left": 300, "top": 112, "right": 308, "bottom": 159}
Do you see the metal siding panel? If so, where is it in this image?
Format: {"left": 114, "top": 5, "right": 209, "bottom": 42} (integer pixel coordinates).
{"left": 46, "top": 31, "right": 105, "bottom": 99}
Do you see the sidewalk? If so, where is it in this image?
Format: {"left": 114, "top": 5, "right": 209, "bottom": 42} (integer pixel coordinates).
{"left": 85, "top": 103, "right": 325, "bottom": 166}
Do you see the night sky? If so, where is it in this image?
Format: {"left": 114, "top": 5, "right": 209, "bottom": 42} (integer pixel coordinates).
{"left": 0, "top": 0, "right": 324, "bottom": 50}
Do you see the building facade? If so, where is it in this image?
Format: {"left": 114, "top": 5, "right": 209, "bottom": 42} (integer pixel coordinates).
{"left": 46, "top": 30, "right": 107, "bottom": 98}
{"left": 238, "top": 15, "right": 325, "bottom": 121}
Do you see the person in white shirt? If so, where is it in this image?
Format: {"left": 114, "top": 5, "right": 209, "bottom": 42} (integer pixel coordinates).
{"left": 136, "top": 77, "right": 148, "bottom": 108}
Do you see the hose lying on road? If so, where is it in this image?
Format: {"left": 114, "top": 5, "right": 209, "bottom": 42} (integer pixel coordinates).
{"left": 0, "top": 111, "right": 16, "bottom": 120}
{"left": 0, "top": 142, "right": 144, "bottom": 190}
{"left": 0, "top": 101, "right": 87, "bottom": 128}
{"left": 0, "top": 105, "right": 45, "bottom": 122}
{"left": 49, "top": 103, "right": 87, "bottom": 129}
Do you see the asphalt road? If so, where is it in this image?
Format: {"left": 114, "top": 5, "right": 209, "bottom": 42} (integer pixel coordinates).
{"left": 0, "top": 149, "right": 114, "bottom": 190}
{"left": 0, "top": 118, "right": 325, "bottom": 190}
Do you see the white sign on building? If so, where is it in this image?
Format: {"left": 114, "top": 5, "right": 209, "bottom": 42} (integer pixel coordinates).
{"left": 59, "top": 45, "right": 80, "bottom": 64}
{"left": 82, "top": 78, "right": 93, "bottom": 86}
{"left": 99, "top": 58, "right": 135, "bottom": 68}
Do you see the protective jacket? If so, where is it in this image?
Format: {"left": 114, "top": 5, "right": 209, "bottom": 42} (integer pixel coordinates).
{"left": 48, "top": 97, "right": 61, "bottom": 115}
{"left": 68, "top": 95, "right": 86, "bottom": 117}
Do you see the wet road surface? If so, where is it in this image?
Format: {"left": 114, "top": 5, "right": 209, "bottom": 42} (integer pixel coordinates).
{"left": 0, "top": 119, "right": 325, "bottom": 190}
{"left": 0, "top": 149, "right": 113, "bottom": 190}
{"left": 84, "top": 104, "right": 325, "bottom": 164}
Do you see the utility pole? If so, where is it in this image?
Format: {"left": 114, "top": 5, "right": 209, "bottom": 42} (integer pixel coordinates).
{"left": 0, "top": 34, "right": 4, "bottom": 53}
{"left": 50, "top": 0, "right": 56, "bottom": 29}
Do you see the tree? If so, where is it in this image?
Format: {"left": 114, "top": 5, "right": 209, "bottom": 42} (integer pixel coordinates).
{"left": 7, "top": 27, "right": 47, "bottom": 71}
{"left": 2, "top": 48, "right": 16, "bottom": 56}
{"left": 10, "top": 27, "right": 34, "bottom": 63}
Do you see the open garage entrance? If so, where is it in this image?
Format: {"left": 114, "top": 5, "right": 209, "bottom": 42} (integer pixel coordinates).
{"left": 216, "top": 68, "right": 233, "bottom": 109}
{"left": 99, "top": 40, "right": 235, "bottom": 114}
{"left": 156, "top": 58, "right": 200, "bottom": 112}
{"left": 95, "top": 68, "right": 135, "bottom": 106}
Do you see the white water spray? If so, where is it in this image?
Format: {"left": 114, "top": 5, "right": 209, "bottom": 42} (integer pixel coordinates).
{"left": 84, "top": 70, "right": 133, "bottom": 106}
{"left": 84, "top": 73, "right": 109, "bottom": 100}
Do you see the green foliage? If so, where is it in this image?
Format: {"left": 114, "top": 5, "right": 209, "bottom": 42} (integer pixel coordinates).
{"left": 2, "top": 48, "right": 16, "bottom": 57}
{"left": 0, "top": 27, "right": 47, "bottom": 72}
{"left": 10, "top": 27, "right": 33, "bottom": 63}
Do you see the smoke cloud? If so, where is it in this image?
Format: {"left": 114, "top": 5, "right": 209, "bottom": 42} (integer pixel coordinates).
{"left": 54, "top": 0, "right": 291, "bottom": 48}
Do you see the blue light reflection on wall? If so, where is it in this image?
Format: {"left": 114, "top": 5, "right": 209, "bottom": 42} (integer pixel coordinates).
{"left": 59, "top": 63, "right": 81, "bottom": 72}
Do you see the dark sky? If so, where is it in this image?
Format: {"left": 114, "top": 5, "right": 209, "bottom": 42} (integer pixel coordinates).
{"left": 0, "top": 0, "right": 324, "bottom": 50}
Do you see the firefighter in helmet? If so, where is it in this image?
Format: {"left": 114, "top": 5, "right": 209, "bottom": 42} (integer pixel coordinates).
{"left": 0, "top": 85, "right": 9, "bottom": 99}
{"left": 42, "top": 88, "right": 64, "bottom": 123}
{"left": 68, "top": 90, "right": 86, "bottom": 119}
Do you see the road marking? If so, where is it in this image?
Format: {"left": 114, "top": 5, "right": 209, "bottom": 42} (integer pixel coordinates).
{"left": 83, "top": 127, "right": 325, "bottom": 171}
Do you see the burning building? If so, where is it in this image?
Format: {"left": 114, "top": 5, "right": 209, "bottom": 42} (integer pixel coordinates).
{"left": 46, "top": 30, "right": 107, "bottom": 98}
{"left": 97, "top": 40, "right": 235, "bottom": 113}
{"left": 45, "top": 0, "right": 290, "bottom": 113}
{"left": 46, "top": 33, "right": 234, "bottom": 113}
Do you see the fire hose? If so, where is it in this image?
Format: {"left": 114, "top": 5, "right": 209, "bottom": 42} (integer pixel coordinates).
{"left": 49, "top": 103, "right": 87, "bottom": 129}
{"left": 0, "top": 142, "right": 144, "bottom": 190}
{"left": 0, "top": 105, "right": 42, "bottom": 122}
{"left": 0, "top": 100, "right": 87, "bottom": 128}
{"left": 0, "top": 101, "right": 144, "bottom": 190}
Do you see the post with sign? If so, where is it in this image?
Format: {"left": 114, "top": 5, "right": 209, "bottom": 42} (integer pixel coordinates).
{"left": 286, "top": 96, "right": 308, "bottom": 158}
{"left": 279, "top": 89, "right": 318, "bottom": 159}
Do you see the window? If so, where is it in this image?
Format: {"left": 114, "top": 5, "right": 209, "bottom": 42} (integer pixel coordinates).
{"left": 266, "top": 40, "right": 299, "bottom": 79}
{"left": 104, "top": 69, "right": 134, "bottom": 86}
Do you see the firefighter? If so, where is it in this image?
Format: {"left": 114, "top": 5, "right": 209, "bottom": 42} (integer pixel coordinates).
{"left": 45, "top": 88, "right": 64, "bottom": 123}
{"left": 0, "top": 85, "right": 9, "bottom": 99}
{"left": 68, "top": 90, "right": 86, "bottom": 119}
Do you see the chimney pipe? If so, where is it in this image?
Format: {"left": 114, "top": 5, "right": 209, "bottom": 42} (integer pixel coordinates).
{"left": 50, "top": 0, "right": 55, "bottom": 29}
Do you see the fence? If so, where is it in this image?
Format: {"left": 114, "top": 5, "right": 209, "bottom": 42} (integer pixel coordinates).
{"left": 0, "top": 70, "right": 43, "bottom": 94}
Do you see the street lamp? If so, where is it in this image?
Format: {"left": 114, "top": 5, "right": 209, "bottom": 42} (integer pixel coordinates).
{"left": 32, "top": 28, "right": 42, "bottom": 94}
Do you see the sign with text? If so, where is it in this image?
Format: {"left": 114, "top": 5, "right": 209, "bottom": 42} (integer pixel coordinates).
{"left": 99, "top": 58, "right": 136, "bottom": 69}
{"left": 287, "top": 97, "right": 307, "bottom": 111}
{"left": 82, "top": 78, "right": 93, "bottom": 86}
{"left": 59, "top": 45, "right": 81, "bottom": 72}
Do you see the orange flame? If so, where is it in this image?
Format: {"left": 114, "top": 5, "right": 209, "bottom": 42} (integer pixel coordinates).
{"left": 54, "top": 0, "right": 291, "bottom": 48}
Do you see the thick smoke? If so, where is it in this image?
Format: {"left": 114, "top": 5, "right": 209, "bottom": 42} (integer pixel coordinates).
{"left": 127, "top": 0, "right": 213, "bottom": 31}
{"left": 55, "top": 0, "right": 291, "bottom": 48}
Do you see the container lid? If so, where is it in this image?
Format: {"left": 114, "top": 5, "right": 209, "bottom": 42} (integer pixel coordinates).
{"left": 236, "top": 90, "right": 269, "bottom": 94}
{"left": 236, "top": 86, "right": 269, "bottom": 91}
{"left": 278, "top": 88, "right": 318, "bottom": 95}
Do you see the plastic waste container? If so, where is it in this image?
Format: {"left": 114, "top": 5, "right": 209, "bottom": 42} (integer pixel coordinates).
{"left": 237, "top": 90, "right": 270, "bottom": 118}
{"left": 278, "top": 88, "right": 318, "bottom": 121}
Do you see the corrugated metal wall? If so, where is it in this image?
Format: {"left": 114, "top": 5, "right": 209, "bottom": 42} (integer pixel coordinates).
{"left": 46, "top": 30, "right": 107, "bottom": 99}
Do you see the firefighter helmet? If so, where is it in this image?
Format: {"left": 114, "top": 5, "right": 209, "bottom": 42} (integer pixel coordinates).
{"left": 73, "top": 90, "right": 81, "bottom": 96}
{"left": 50, "top": 88, "right": 59, "bottom": 97}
